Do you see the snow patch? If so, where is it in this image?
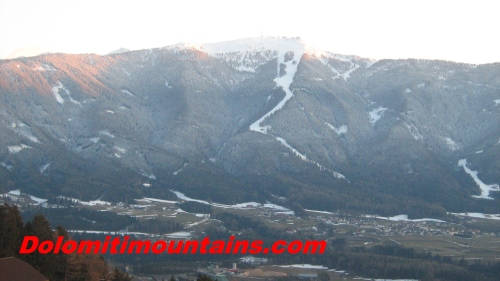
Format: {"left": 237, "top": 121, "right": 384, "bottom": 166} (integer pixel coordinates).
{"left": 8, "top": 189, "right": 20, "bottom": 196}
{"left": 444, "top": 137, "right": 460, "bottom": 151}
{"left": 121, "top": 89, "right": 134, "bottom": 96}
{"left": 276, "top": 137, "right": 307, "bottom": 161}
{"left": 278, "top": 264, "right": 328, "bottom": 269}
{"left": 90, "top": 137, "right": 100, "bottom": 143}
{"left": 142, "top": 197, "right": 177, "bottom": 204}
{"left": 1, "top": 162, "right": 13, "bottom": 171}
{"left": 173, "top": 163, "right": 188, "bottom": 176}
{"left": 4, "top": 189, "right": 47, "bottom": 205}
{"left": 29, "top": 195, "right": 48, "bottom": 204}
{"left": 240, "top": 256, "right": 268, "bottom": 264}
{"left": 79, "top": 199, "right": 112, "bottom": 206}
{"left": 404, "top": 123, "right": 422, "bottom": 140}
{"left": 165, "top": 80, "right": 173, "bottom": 89}
{"left": 263, "top": 203, "right": 291, "bottom": 212}
{"left": 369, "top": 107, "right": 387, "bottom": 125}
{"left": 249, "top": 38, "right": 305, "bottom": 134}
{"left": 201, "top": 37, "right": 296, "bottom": 73}
{"left": 451, "top": 212, "right": 500, "bottom": 220}
{"left": 113, "top": 146, "right": 126, "bottom": 154}
{"left": 165, "top": 231, "right": 192, "bottom": 239}
{"left": 307, "top": 47, "right": 362, "bottom": 80}
{"left": 325, "top": 122, "right": 347, "bottom": 135}
{"left": 494, "top": 99, "right": 500, "bottom": 106}
{"left": 52, "top": 81, "right": 81, "bottom": 106}
{"left": 458, "top": 159, "right": 499, "bottom": 199}
{"left": 8, "top": 144, "right": 31, "bottom": 154}
{"left": 52, "top": 84, "right": 65, "bottom": 104}
{"left": 373, "top": 214, "right": 445, "bottom": 223}
{"left": 40, "top": 163, "right": 50, "bottom": 174}
{"left": 99, "top": 130, "right": 115, "bottom": 138}
{"left": 305, "top": 209, "right": 335, "bottom": 215}
{"left": 33, "top": 64, "right": 56, "bottom": 72}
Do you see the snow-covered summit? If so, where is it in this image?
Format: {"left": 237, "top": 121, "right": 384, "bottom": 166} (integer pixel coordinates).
{"left": 201, "top": 37, "right": 305, "bottom": 56}
{"left": 201, "top": 37, "right": 305, "bottom": 73}
{"left": 162, "top": 37, "right": 373, "bottom": 74}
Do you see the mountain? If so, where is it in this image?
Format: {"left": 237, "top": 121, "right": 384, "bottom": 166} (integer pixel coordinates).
{"left": 1, "top": 37, "right": 499, "bottom": 217}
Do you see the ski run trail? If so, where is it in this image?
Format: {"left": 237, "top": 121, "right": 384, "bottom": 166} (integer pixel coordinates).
{"left": 247, "top": 39, "right": 347, "bottom": 180}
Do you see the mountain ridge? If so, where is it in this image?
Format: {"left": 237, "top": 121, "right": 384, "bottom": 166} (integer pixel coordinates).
{"left": 1, "top": 37, "right": 499, "bottom": 217}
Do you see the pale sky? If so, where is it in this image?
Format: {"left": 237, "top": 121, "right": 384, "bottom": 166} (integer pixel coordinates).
{"left": 0, "top": 0, "right": 498, "bottom": 64}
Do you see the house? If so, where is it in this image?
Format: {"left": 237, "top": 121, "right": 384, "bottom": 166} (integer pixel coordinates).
{"left": 0, "top": 257, "right": 48, "bottom": 281}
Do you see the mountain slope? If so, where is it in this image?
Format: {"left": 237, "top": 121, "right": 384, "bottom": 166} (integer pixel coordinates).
{"left": 1, "top": 37, "right": 499, "bottom": 216}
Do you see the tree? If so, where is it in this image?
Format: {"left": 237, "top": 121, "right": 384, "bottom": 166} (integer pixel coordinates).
{"left": 22, "top": 214, "right": 57, "bottom": 280}
{"left": 197, "top": 275, "right": 215, "bottom": 281}
{"left": 0, "top": 203, "right": 24, "bottom": 257}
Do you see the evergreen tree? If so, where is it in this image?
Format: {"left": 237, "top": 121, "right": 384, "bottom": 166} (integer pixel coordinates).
{"left": 0, "top": 203, "right": 24, "bottom": 257}
{"left": 22, "top": 214, "right": 56, "bottom": 280}
{"left": 111, "top": 267, "right": 132, "bottom": 281}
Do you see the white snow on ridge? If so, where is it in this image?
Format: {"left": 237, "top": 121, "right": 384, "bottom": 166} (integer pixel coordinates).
{"left": 236, "top": 38, "right": 348, "bottom": 181}
{"left": 494, "top": 99, "right": 500, "bottom": 106}
{"left": 325, "top": 122, "right": 347, "bottom": 135}
{"left": 201, "top": 37, "right": 299, "bottom": 73}
{"left": 458, "top": 159, "right": 499, "bottom": 199}
{"left": 369, "top": 107, "right": 387, "bottom": 125}
{"left": 306, "top": 47, "right": 364, "bottom": 80}
{"left": 249, "top": 39, "right": 305, "bottom": 134}
{"left": 276, "top": 137, "right": 307, "bottom": 161}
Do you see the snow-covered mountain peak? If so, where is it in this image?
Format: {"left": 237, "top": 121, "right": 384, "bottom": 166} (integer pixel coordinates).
{"left": 197, "top": 37, "right": 306, "bottom": 73}
{"left": 201, "top": 36, "right": 305, "bottom": 55}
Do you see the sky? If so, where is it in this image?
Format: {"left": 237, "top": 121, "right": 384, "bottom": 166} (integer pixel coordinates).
{"left": 0, "top": 0, "right": 499, "bottom": 64}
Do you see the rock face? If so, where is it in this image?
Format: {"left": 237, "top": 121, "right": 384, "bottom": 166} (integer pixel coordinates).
{"left": 1, "top": 37, "right": 499, "bottom": 213}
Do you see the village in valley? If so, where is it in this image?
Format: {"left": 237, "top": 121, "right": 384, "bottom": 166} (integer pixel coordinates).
{"left": 2, "top": 188, "right": 500, "bottom": 280}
